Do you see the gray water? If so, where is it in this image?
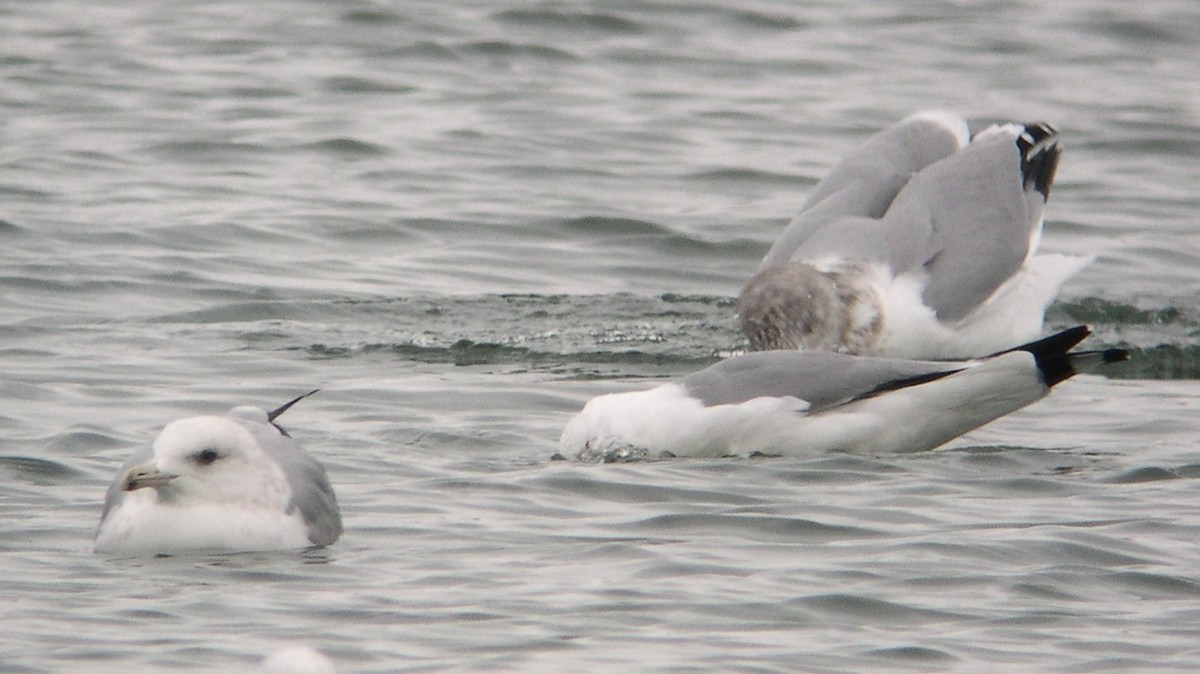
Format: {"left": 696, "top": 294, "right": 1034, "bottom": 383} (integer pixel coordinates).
{"left": 3, "top": 0, "right": 1200, "bottom": 671}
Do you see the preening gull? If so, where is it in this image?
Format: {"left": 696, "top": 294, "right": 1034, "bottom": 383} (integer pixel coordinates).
{"left": 560, "top": 326, "right": 1126, "bottom": 460}
{"left": 738, "top": 111, "right": 1092, "bottom": 359}
{"left": 94, "top": 391, "right": 341, "bottom": 555}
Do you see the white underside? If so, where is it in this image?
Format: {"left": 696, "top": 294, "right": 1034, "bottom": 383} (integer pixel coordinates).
{"left": 559, "top": 351, "right": 1049, "bottom": 458}
{"left": 820, "top": 253, "right": 1092, "bottom": 359}
{"left": 93, "top": 488, "right": 312, "bottom": 556}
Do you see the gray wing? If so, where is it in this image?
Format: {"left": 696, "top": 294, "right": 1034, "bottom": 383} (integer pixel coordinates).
{"left": 792, "top": 126, "right": 1051, "bottom": 322}
{"left": 243, "top": 422, "right": 343, "bottom": 547}
{"left": 881, "top": 129, "right": 1045, "bottom": 321}
{"left": 680, "top": 351, "right": 961, "bottom": 412}
{"left": 761, "top": 112, "right": 967, "bottom": 268}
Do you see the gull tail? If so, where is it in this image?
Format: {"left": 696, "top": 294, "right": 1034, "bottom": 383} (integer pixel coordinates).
{"left": 1003, "top": 326, "right": 1129, "bottom": 387}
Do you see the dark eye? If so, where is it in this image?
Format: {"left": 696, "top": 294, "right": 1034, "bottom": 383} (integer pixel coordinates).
{"left": 193, "top": 448, "right": 221, "bottom": 466}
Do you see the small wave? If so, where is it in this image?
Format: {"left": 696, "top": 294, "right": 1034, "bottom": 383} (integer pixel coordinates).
{"left": 459, "top": 40, "right": 579, "bottom": 62}
{"left": 146, "top": 139, "right": 269, "bottom": 163}
{"left": 0, "top": 456, "right": 86, "bottom": 485}
{"left": 685, "top": 167, "right": 806, "bottom": 185}
{"left": 320, "top": 76, "right": 417, "bottom": 95}
{"left": 341, "top": 8, "right": 405, "bottom": 25}
{"left": 1105, "top": 344, "right": 1200, "bottom": 380}
{"left": 632, "top": 513, "right": 880, "bottom": 542}
{"left": 491, "top": 9, "right": 646, "bottom": 35}
{"left": 560, "top": 215, "right": 671, "bottom": 237}
{"left": 308, "top": 339, "right": 720, "bottom": 371}
{"left": 302, "top": 137, "right": 391, "bottom": 158}
{"left": 1055, "top": 297, "right": 1190, "bottom": 327}
{"left": 862, "top": 645, "right": 958, "bottom": 664}
{"left": 796, "top": 593, "right": 972, "bottom": 623}
{"left": 1106, "top": 571, "right": 1200, "bottom": 598}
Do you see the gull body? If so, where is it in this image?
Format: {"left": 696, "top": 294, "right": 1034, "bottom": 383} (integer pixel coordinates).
{"left": 739, "top": 111, "right": 1091, "bottom": 359}
{"left": 94, "top": 392, "right": 341, "bottom": 556}
{"left": 560, "top": 327, "right": 1125, "bottom": 460}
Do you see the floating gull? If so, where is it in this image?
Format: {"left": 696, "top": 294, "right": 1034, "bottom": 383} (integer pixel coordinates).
{"left": 738, "top": 111, "right": 1092, "bottom": 359}
{"left": 560, "top": 326, "right": 1126, "bottom": 460}
{"left": 94, "top": 391, "right": 341, "bottom": 555}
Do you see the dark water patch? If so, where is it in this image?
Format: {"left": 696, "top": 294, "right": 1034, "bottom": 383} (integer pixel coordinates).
{"left": 1172, "top": 464, "right": 1200, "bottom": 478}
{"left": 116, "top": 608, "right": 179, "bottom": 621}
{"left": 1031, "top": 540, "right": 1153, "bottom": 567}
{"left": 0, "top": 184, "right": 56, "bottom": 200}
{"left": 633, "top": 560, "right": 754, "bottom": 580}
{"left": 536, "top": 473, "right": 758, "bottom": 506}
{"left": 795, "top": 594, "right": 971, "bottom": 624}
{"left": 723, "top": 8, "right": 806, "bottom": 30}
{"left": 294, "top": 293, "right": 739, "bottom": 369}
{"left": 460, "top": 40, "right": 579, "bottom": 62}
{"left": 632, "top": 513, "right": 880, "bottom": 542}
{"left": 301, "top": 137, "right": 391, "bottom": 158}
{"left": 0, "top": 456, "right": 86, "bottom": 485}
{"left": 1010, "top": 581, "right": 1084, "bottom": 602}
{"left": 45, "top": 428, "right": 129, "bottom": 453}
{"left": 308, "top": 340, "right": 721, "bottom": 371}
{"left": 492, "top": 9, "right": 646, "bottom": 35}
{"left": 1106, "top": 571, "right": 1200, "bottom": 598}
{"left": 561, "top": 215, "right": 671, "bottom": 237}
{"left": 146, "top": 139, "right": 270, "bottom": 164}
{"left": 659, "top": 293, "right": 736, "bottom": 308}
{"left": 320, "top": 76, "right": 417, "bottom": 95}
{"left": 0, "top": 218, "right": 29, "bottom": 235}
{"left": 862, "top": 645, "right": 957, "bottom": 664}
{"left": 222, "top": 85, "right": 297, "bottom": 100}
{"left": 1054, "top": 297, "right": 1189, "bottom": 327}
{"left": 809, "top": 454, "right": 911, "bottom": 474}
{"left": 1109, "top": 344, "right": 1200, "bottom": 380}
{"left": 685, "top": 167, "right": 805, "bottom": 185}
{"left": 950, "top": 446, "right": 1030, "bottom": 471}
{"left": 504, "top": 163, "right": 618, "bottom": 181}
{"left": 1082, "top": 13, "right": 1196, "bottom": 46}
{"left": 775, "top": 468, "right": 887, "bottom": 486}
{"left": 237, "top": 328, "right": 292, "bottom": 344}
{"left": 1104, "top": 466, "right": 1182, "bottom": 483}
{"left": 976, "top": 476, "right": 1072, "bottom": 495}
{"left": 341, "top": 8, "right": 406, "bottom": 25}
{"left": 384, "top": 41, "right": 462, "bottom": 62}
{"left": 156, "top": 301, "right": 299, "bottom": 324}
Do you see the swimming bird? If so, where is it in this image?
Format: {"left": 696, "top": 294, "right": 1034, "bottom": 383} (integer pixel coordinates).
{"left": 738, "top": 111, "right": 1092, "bottom": 359}
{"left": 93, "top": 390, "right": 342, "bottom": 555}
{"left": 560, "top": 326, "right": 1125, "bottom": 460}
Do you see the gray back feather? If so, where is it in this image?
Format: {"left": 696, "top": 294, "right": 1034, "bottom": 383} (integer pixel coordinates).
{"left": 680, "top": 351, "right": 957, "bottom": 412}
{"left": 885, "top": 132, "right": 1038, "bottom": 320}
{"left": 240, "top": 419, "right": 343, "bottom": 547}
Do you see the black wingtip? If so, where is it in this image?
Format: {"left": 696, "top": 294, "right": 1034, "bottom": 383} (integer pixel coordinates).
{"left": 1003, "top": 326, "right": 1128, "bottom": 387}
{"left": 1016, "top": 122, "right": 1060, "bottom": 200}
{"left": 996, "top": 325, "right": 1091, "bottom": 360}
{"left": 1101, "top": 348, "right": 1130, "bottom": 364}
{"left": 1004, "top": 326, "right": 1090, "bottom": 388}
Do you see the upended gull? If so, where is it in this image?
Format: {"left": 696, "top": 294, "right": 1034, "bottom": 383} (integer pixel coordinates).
{"left": 560, "top": 326, "right": 1125, "bottom": 461}
{"left": 738, "top": 111, "right": 1092, "bottom": 359}
{"left": 93, "top": 391, "right": 341, "bottom": 556}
